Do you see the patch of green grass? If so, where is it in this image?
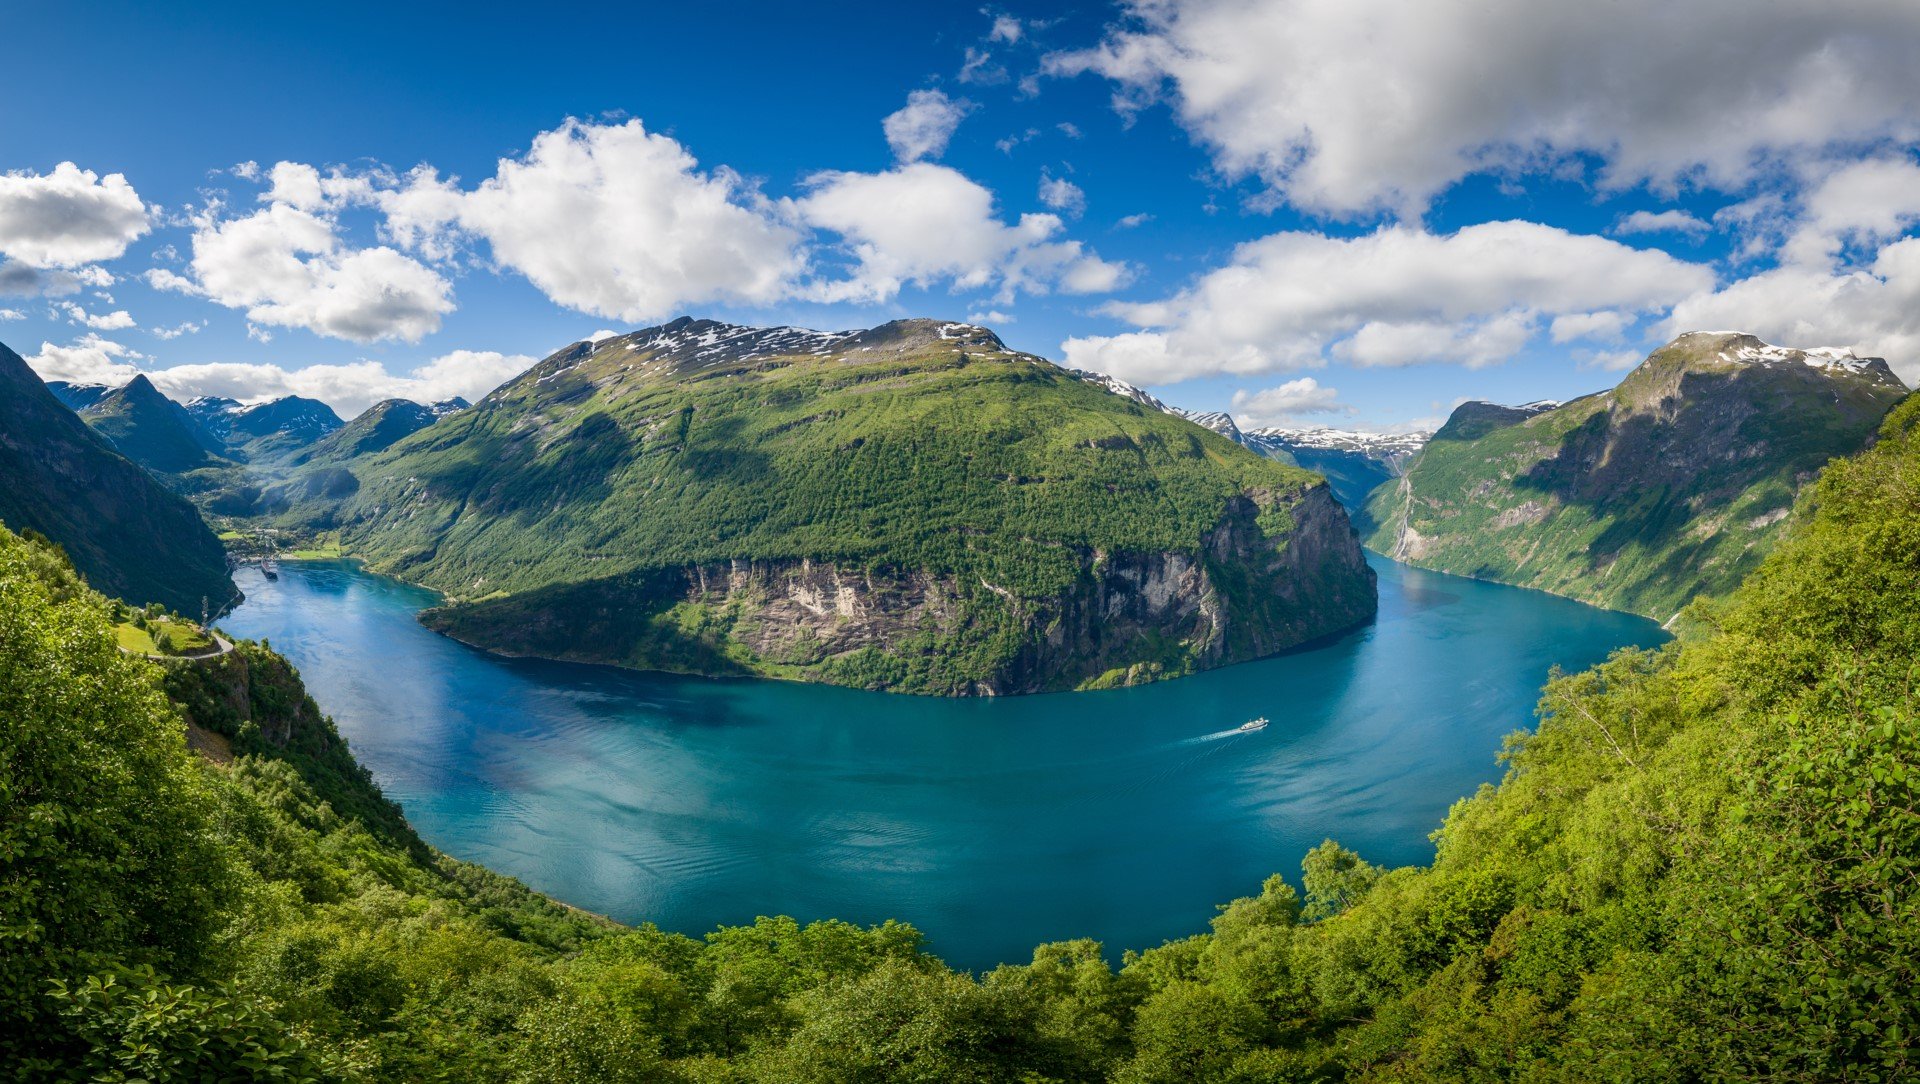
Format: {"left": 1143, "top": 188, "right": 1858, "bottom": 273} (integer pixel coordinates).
{"left": 154, "top": 619, "right": 213, "bottom": 653}
{"left": 114, "top": 618, "right": 214, "bottom": 656}
{"left": 112, "top": 623, "right": 157, "bottom": 653}
{"left": 283, "top": 544, "right": 343, "bottom": 559}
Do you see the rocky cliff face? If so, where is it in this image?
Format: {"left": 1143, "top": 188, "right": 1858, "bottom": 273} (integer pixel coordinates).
{"left": 423, "top": 479, "right": 1375, "bottom": 695}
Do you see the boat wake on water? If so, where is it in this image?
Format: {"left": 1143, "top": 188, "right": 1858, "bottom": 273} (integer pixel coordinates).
{"left": 1176, "top": 718, "right": 1271, "bottom": 745}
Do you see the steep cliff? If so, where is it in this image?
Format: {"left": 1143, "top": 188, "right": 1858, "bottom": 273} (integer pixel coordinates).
{"left": 422, "top": 481, "right": 1374, "bottom": 694}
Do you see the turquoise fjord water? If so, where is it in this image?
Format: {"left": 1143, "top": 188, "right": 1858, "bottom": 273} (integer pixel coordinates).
{"left": 221, "top": 556, "right": 1664, "bottom": 972}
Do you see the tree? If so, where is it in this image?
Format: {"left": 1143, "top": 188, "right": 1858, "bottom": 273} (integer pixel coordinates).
{"left": 1300, "top": 840, "right": 1381, "bottom": 921}
{"left": 0, "top": 528, "right": 234, "bottom": 1065}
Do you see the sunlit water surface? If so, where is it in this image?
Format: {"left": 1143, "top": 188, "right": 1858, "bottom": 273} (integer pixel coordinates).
{"left": 222, "top": 556, "right": 1663, "bottom": 970}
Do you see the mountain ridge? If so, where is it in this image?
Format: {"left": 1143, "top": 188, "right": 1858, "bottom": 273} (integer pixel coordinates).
{"left": 79, "top": 374, "right": 229, "bottom": 473}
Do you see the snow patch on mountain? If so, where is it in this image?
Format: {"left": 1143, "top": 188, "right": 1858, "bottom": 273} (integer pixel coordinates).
{"left": 1246, "top": 426, "right": 1431, "bottom": 459}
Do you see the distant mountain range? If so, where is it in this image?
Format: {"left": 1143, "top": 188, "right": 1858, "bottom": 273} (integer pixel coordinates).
{"left": 44, "top": 377, "right": 476, "bottom": 502}
{"left": 1367, "top": 332, "right": 1910, "bottom": 620}
{"left": 2, "top": 343, "right": 235, "bottom": 614}
{"left": 186, "top": 394, "right": 345, "bottom": 463}
{"left": 266, "top": 317, "right": 1378, "bottom": 694}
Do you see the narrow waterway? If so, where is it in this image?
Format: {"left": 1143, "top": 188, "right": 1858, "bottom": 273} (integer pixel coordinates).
{"left": 222, "top": 555, "right": 1665, "bottom": 971}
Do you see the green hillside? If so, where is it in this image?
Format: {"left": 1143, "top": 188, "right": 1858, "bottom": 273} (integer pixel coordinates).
{"left": 1367, "top": 332, "right": 1908, "bottom": 620}
{"left": 0, "top": 340, "right": 236, "bottom": 614}
{"left": 275, "top": 318, "right": 1376, "bottom": 694}
{"left": 79, "top": 373, "right": 228, "bottom": 474}
{"left": 294, "top": 398, "right": 448, "bottom": 465}
{"left": 8, "top": 380, "right": 1920, "bottom": 1081}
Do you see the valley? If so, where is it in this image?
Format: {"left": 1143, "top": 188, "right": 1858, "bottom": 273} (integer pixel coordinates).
{"left": 9, "top": 4, "right": 1920, "bottom": 1075}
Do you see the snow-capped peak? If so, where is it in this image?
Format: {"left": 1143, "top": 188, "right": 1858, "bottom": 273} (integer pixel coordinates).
{"left": 1245, "top": 426, "right": 1431, "bottom": 458}
{"left": 1675, "top": 331, "right": 1897, "bottom": 381}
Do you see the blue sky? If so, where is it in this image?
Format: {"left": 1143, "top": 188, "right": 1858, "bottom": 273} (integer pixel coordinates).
{"left": 4, "top": 0, "right": 1918, "bottom": 427}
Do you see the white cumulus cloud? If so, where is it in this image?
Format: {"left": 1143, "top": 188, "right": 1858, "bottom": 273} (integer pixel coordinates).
{"left": 157, "top": 202, "right": 452, "bottom": 343}
{"left": 56, "top": 301, "right": 136, "bottom": 330}
{"left": 1781, "top": 157, "right": 1920, "bottom": 265}
{"left": 1549, "top": 310, "right": 1632, "bottom": 343}
{"left": 1230, "top": 377, "right": 1347, "bottom": 426}
{"left": 1047, "top": 0, "right": 1920, "bottom": 216}
{"left": 1038, "top": 173, "right": 1086, "bottom": 216}
{"left": 795, "top": 162, "right": 1128, "bottom": 303}
{"left": 1613, "top": 210, "right": 1711, "bottom": 237}
{"left": 151, "top": 320, "right": 205, "bottom": 340}
{"left": 22, "top": 334, "right": 146, "bottom": 385}
{"left": 883, "top": 90, "right": 975, "bottom": 163}
{"left": 1062, "top": 220, "right": 1711, "bottom": 383}
{"left": 0, "top": 163, "right": 151, "bottom": 268}
{"left": 384, "top": 118, "right": 805, "bottom": 323}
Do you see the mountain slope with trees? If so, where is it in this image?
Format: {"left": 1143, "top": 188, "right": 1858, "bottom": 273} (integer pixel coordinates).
{"left": 0, "top": 340, "right": 236, "bottom": 614}
{"left": 274, "top": 318, "right": 1377, "bottom": 694}
{"left": 1366, "top": 332, "right": 1908, "bottom": 620}
{"left": 77, "top": 373, "right": 229, "bottom": 474}
{"left": 294, "top": 397, "right": 456, "bottom": 465}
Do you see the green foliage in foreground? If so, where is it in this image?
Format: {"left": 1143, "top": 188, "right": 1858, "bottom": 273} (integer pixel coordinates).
{"left": 5, "top": 395, "right": 1920, "bottom": 1081}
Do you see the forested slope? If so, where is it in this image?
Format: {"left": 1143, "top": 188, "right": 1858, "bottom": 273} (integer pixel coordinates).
{"left": 0, "top": 339, "right": 236, "bottom": 614}
{"left": 1367, "top": 332, "right": 1907, "bottom": 621}
{"left": 276, "top": 318, "right": 1376, "bottom": 694}
{"left": 5, "top": 393, "right": 1918, "bottom": 1080}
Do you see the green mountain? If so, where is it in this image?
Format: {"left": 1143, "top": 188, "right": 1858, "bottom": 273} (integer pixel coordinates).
{"left": 77, "top": 374, "right": 228, "bottom": 473}
{"left": 9, "top": 385, "right": 1919, "bottom": 1081}
{"left": 293, "top": 397, "right": 450, "bottom": 465}
{"left": 0, "top": 342, "right": 235, "bottom": 613}
{"left": 274, "top": 317, "right": 1377, "bottom": 694}
{"left": 1366, "top": 332, "right": 1908, "bottom": 620}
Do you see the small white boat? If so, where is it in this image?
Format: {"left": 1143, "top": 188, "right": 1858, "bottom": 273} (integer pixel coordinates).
{"left": 1239, "top": 716, "right": 1269, "bottom": 732}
